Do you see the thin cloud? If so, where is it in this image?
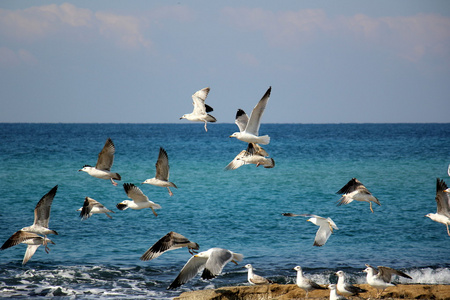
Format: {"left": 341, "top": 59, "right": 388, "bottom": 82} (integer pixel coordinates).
{"left": 0, "top": 47, "right": 38, "bottom": 66}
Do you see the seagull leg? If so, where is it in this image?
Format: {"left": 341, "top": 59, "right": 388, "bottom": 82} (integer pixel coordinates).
{"left": 167, "top": 187, "right": 173, "bottom": 197}
{"left": 446, "top": 224, "right": 450, "bottom": 236}
{"left": 150, "top": 207, "right": 158, "bottom": 217}
{"left": 231, "top": 260, "right": 238, "bottom": 265}
{"left": 369, "top": 202, "right": 374, "bottom": 213}
{"left": 204, "top": 121, "right": 208, "bottom": 132}
{"left": 110, "top": 178, "right": 118, "bottom": 186}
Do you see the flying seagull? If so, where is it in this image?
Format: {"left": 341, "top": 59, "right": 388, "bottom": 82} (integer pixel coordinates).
{"left": 335, "top": 270, "right": 367, "bottom": 297}
{"left": 1, "top": 231, "right": 55, "bottom": 265}
{"left": 180, "top": 87, "right": 216, "bottom": 132}
{"left": 143, "top": 147, "right": 177, "bottom": 196}
{"left": 244, "top": 264, "right": 272, "bottom": 285}
{"left": 140, "top": 231, "right": 199, "bottom": 261}
{"left": 78, "top": 197, "right": 114, "bottom": 220}
{"left": 21, "top": 185, "right": 59, "bottom": 238}
{"left": 225, "top": 143, "right": 275, "bottom": 170}
{"left": 116, "top": 183, "right": 161, "bottom": 217}
{"left": 328, "top": 284, "right": 348, "bottom": 300}
{"left": 336, "top": 178, "right": 381, "bottom": 213}
{"left": 167, "top": 247, "right": 243, "bottom": 289}
{"left": 282, "top": 213, "right": 338, "bottom": 247}
{"left": 425, "top": 178, "right": 450, "bottom": 236}
{"left": 229, "top": 87, "right": 271, "bottom": 145}
{"left": 363, "top": 264, "right": 412, "bottom": 298}
{"left": 79, "top": 138, "right": 121, "bottom": 186}
{"left": 293, "top": 266, "right": 327, "bottom": 298}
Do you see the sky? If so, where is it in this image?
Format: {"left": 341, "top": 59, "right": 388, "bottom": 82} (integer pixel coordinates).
{"left": 0, "top": 1, "right": 449, "bottom": 123}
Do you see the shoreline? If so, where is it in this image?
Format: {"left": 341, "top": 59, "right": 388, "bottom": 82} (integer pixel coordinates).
{"left": 174, "top": 283, "right": 450, "bottom": 300}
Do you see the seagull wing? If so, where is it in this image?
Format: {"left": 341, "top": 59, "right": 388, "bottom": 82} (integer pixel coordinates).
{"left": 336, "top": 178, "right": 360, "bottom": 194}
{"left": 80, "top": 197, "right": 94, "bottom": 220}
{"left": 34, "top": 185, "right": 58, "bottom": 228}
{"left": 155, "top": 147, "right": 170, "bottom": 181}
{"left": 1, "top": 231, "right": 40, "bottom": 250}
{"left": 167, "top": 255, "right": 208, "bottom": 289}
{"left": 140, "top": 231, "right": 194, "bottom": 261}
{"left": 191, "top": 87, "right": 210, "bottom": 115}
{"left": 201, "top": 248, "right": 233, "bottom": 280}
{"left": 313, "top": 224, "right": 333, "bottom": 247}
{"left": 377, "top": 266, "right": 412, "bottom": 282}
{"left": 96, "top": 138, "right": 115, "bottom": 171}
{"left": 245, "top": 87, "right": 271, "bottom": 136}
{"left": 252, "top": 143, "right": 269, "bottom": 157}
{"left": 123, "top": 183, "right": 149, "bottom": 203}
{"left": 436, "top": 178, "right": 450, "bottom": 217}
{"left": 22, "top": 244, "right": 40, "bottom": 265}
{"left": 235, "top": 109, "right": 249, "bottom": 132}
{"left": 250, "top": 274, "right": 271, "bottom": 284}
{"left": 225, "top": 150, "right": 247, "bottom": 170}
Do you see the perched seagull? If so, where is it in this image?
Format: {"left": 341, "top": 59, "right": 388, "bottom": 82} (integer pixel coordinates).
{"left": 244, "top": 264, "right": 272, "bottom": 285}
{"left": 293, "top": 266, "right": 327, "bottom": 298}
{"left": 79, "top": 138, "right": 121, "bottom": 186}
{"left": 328, "top": 284, "right": 348, "bottom": 300}
{"left": 21, "top": 185, "right": 59, "bottom": 238}
{"left": 140, "top": 231, "right": 199, "bottom": 261}
{"left": 180, "top": 87, "right": 216, "bottom": 132}
{"left": 363, "top": 264, "right": 412, "bottom": 298}
{"left": 335, "top": 270, "right": 367, "bottom": 297}
{"left": 229, "top": 87, "right": 271, "bottom": 145}
{"left": 116, "top": 183, "right": 161, "bottom": 217}
{"left": 167, "top": 247, "right": 243, "bottom": 289}
{"left": 225, "top": 143, "right": 275, "bottom": 170}
{"left": 1, "top": 231, "right": 55, "bottom": 265}
{"left": 143, "top": 147, "right": 177, "bottom": 196}
{"left": 282, "top": 213, "right": 338, "bottom": 247}
{"left": 425, "top": 178, "right": 450, "bottom": 236}
{"left": 78, "top": 197, "right": 114, "bottom": 220}
{"left": 336, "top": 178, "right": 381, "bottom": 213}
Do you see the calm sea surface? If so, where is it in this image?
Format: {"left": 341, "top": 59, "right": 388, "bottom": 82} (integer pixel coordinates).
{"left": 0, "top": 123, "right": 449, "bottom": 299}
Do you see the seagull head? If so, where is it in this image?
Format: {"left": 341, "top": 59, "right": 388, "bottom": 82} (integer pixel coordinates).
{"left": 180, "top": 114, "right": 187, "bottom": 120}
{"left": 293, "top": 266, "right": 302, "bottom": 272}
{"left": 335, "top": 270, "right": 344, "bottom": 277}
{"left": 78, "top": 165, "right": 92, "bottom": 172}
{"left": 229, "top": 132, "right": 240, "bottom": 139}
{"left": 244, "top": 264, "right": 253, "bottom": 269}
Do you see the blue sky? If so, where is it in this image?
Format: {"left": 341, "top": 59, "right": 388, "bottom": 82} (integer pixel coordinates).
{"left": 1, "top": 1, "right": 449, "bottom": 123}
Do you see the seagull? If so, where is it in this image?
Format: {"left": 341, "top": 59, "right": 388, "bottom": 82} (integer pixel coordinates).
{"left": 336, "top": 178, "right": 381, "bottom": 213}
{"left": 244, "top": 264, "right": 272, "bottom": 285}
{"left": 142, "top": 147, "right": 177, "bottom": 196}
{"left": 225, "top": 143, "right": 275, "bottom": 170}
{"left": 282, "top": 213, "right": 338, "bottom": 247}
{"left": 1, "top": 231, "right": 55, "bottom": 265}
{"left": 293, "top": 266, "right": 327, "bottom": 298}
{"left": 363, "top": 264, "right": 412, "bottom": 298}
{"left": 78, "top": 197, "right": 114, "bottom": 220}
{"left": 116, "top": 183, "right": 161, "bottom": 217}
{"left": 229, "top": 87, "right": 271, "bottom": 145}
{"left": 79, "top": 138, "right": 121, "bottom": 186}
{"left": 140, "top": 231, "right": 199, "bottom": 261}
{"left": 21, "top": 185, "right": 59, "bottom": 238}
{"left": 180, "top": 87, "right": 216, "bottom": 132}
{"left": 335, "top": 270, "right": 367, "bottom": 297}
{"left": 167, "top": 247, "right": 244, "bottom": 289}
{"left": 328, "top": 284, "right": 348, "bottom": 300}
{"left": 425, "top": 178, "right": 450, "bottom": 236}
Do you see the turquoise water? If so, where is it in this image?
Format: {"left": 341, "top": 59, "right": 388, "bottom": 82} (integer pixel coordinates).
{"left": 0, "top": 123, "right": 449, "bottom": 298}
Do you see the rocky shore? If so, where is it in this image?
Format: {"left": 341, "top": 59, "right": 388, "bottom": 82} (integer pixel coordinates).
{"left": 174, "top": 283, "right": 450, "bottom": 300}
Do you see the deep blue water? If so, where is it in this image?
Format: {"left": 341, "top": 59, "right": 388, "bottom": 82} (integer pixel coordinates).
{"left": 0, "top": 123, "right": 449, "bottom": 299}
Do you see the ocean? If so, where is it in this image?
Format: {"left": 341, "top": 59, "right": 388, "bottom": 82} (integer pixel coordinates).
{"left": 0, "top": 123, "right": 449, "bottom": 299}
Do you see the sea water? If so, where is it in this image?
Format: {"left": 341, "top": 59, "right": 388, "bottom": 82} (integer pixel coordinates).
{"left": 0, "top": 123, "right": 449, "bottom": 299}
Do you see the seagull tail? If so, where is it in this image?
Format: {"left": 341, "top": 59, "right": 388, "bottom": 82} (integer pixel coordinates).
{"left": 232, "top": 252, "right": 244, "bottom": 262}
{"left": 258, "top": 135, "right": 270, "bottom": 145}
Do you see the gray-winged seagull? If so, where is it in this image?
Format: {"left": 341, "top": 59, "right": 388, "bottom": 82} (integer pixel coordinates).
{"left": 167, "top": 247, "right": 243, "bottom": 289}
{"left": 143, "top": 147, "right": 177, "bottom": 196}
{"left": 140, "top": 231, "right": 199, "bottom": 261}
{"left": 78, "top": 197, "right": 114, "bottom": 220}
{"left": 1, "top": 231, "right": 55, "bottom": 265}
{"left": 293, "top": 266, "right": 327, "bottom": 297}
{"left": 363, "top": 264, "right": 411, "bottom": 298}
{"left": 328, "top": 284, "right": 348, "bottom": 300}
{"left": 336, "top": 178, "right": 381, "bottom": 213}
{"left": 225, "top": 142, "right": 275, "bottom": 170}
{"left": 336, "top": 270, "right": 367, "bottom": 297}
{"left": 244, "top": 264, "right": 272, "bottom": 285}
{"left": 229, "top": 87, "right": 271, "bottom": 145}
{"left": 79, "top": 138, "right": 121, "bottom": 186}
{"left": 116, "top": 183, "right": 161, "bottom": 217}
{"left": 425, "top": 178, "right": 450, "bottom": 236}
{"left": 180, "top": 87, "right": 216, "bottom": 132}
